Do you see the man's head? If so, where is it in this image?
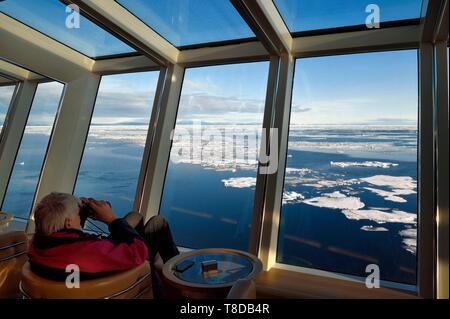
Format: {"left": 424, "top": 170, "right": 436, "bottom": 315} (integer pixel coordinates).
{"left": 34, "top": 192, "right": 82, "bottom": 235}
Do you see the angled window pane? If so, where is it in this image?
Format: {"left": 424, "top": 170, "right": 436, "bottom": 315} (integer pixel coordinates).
{"left": 274, "top": 0, "right": 423, "bottom": 33}
{"left": 74, "top": 72, "right": 158, "bottom": 220}
{"left": 2, "top": 82, "right": 64, "bottom": 220}
{"left": 0, "top": 0, "right": 135, "bottom": 58}
{"left": 278, "top": 50, "right": 418, "bottom": 285}
{"left": 116, "top": 0, "right": 255, "bottom": 47}
{"left": 0, "top": 85, "right": 16, "bottom": 130}
{"left": 160, "top": 62, "right": 269, "bottom": 250}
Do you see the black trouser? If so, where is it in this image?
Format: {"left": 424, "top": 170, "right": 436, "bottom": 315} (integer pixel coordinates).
{"left": 124, "top": 212, "right": 179, "bottom": 263}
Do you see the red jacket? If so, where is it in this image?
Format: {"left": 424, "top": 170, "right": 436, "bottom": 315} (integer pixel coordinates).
{"left": 28, "top": 218, "right": 149, "bottom": 281}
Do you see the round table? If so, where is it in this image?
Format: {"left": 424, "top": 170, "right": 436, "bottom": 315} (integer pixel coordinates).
{"left": 162, "top": 248, "right": 262, "bottom": 299}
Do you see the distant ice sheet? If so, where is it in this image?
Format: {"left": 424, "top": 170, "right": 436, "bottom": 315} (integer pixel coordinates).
{"left": 331, "top": 161, "right": 398, "bottom": 168}
{"left": 222, "top": 177, "right": 256, "bottom": 188}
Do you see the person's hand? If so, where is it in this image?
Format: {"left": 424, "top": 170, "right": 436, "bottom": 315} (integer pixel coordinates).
{"left": 80, "top": 197, "right": 117, "bottom": 225}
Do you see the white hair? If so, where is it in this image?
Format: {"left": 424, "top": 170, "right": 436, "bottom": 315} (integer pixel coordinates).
{"left": 34, "top": 192, "right": 81, "bottom": 235}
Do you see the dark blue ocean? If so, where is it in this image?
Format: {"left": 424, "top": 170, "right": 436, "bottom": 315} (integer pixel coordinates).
{"left": 1, "top": 126, "right": 417, "bottom": 285}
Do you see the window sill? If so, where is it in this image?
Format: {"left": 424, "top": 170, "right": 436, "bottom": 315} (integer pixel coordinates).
{"left": 255, "top": 268, "right": 419, "bottom": 299}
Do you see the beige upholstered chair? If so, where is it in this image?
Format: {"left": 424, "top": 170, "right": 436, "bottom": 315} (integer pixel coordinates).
{"left": 20, "top": 261, "right": 153, "bottom": 299}
{"left": 0, "top": 231, "right": 28, "bottom": 299}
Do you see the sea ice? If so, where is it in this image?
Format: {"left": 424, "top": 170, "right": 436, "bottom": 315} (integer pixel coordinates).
{"left": 361, "top": 175, "right": 416, "bottom": 191}
{"left": 361, "top": 175, "right": 417, "bottom": 203}
{"left": 360, "top": 225, "right": 389, "bottom": 232}
{"left": 364, "top": 187, "right": 407, "bottom": 203}
{"left": 222, "top": 177, "right": 256, "bottom": 188}
{"left": 285, "top": 168, "right": 313, "bottom": 175}
{"left": 341, "top": 209, "right": 416, "bottom": 224}
{"left": 399, "top": 227, "right": 417, "bottom": 254}
{"left": 330, "top": 161, "right": 399, "bottom": 168}
{"left": 302, "top": 191, "right": 365, "bottom": 210}
{"left": 282, "top": 191, "right": 305, "bottom": 204}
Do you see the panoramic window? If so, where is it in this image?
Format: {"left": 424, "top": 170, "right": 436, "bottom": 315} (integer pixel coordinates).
{"left": 277, "top": 50, "right": 418, "bottom": 285}
{"left": 160, "top": 62, "right": 270, "bottom": 250}
{"left": 1, "top": 81, "right": 64, "bottom": 219}
{"left": 0, "top": 84, "right": 16, "bottom": 131}
{"left": 74, "top": 72, "right": 159, "bottom": 222}
{"left": 0, "top": 0, "right": 135, "bottom": 58}
{"left": 274, "top": 0, "right": 423, "bottom": 33}
{"left": 116, "top": 0, "right": 255, "bottom": 47}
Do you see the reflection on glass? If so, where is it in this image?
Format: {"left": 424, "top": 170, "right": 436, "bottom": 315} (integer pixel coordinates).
{"left": 160, "top": 62, "right": 269, "bottom": 250}
{"left": 274, "top": 0, "right": 423, "bottom": 32}
{"left": 74, "top": 72, "right": 158, "bottom": 219}
{"left": 277, "top": 50, "right": 418, "bottom": 285}
{"left": 0, "top": 85, "right": 16, "bottom": 130}
{"left": 0, "top": 0, "right": 135, "bottom": 58}
{"left": 2, "top": 82, "right": 64, "bottom": 218}
{"left": 116, "top": 0, "right": 255, "bottom": 47}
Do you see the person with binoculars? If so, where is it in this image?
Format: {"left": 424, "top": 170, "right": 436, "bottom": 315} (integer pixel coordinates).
{"left": 27, "top": 192, "right": 179, "bottom": 282}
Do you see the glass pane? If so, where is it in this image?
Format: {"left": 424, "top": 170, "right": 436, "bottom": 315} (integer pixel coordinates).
{"left": 0, "top": 0, "right": 135, "bottom": 58}
{"left": 74, "top": 71, "right": 158, "bottom": 221}
{"left": 0, "top": 85, "right": 16, "bottom": 130}
{"left": 160, "top": 61, "right": 269, "bottom": 250}
{"left": 2, "top": 82, "right": 64, "bottom": 219}
{"left": 116, "top": 0, "right": 255, "bottom": 47}
{"left": 278, "top": 50, "right": 418, "bottom": 285}
{"left": 274, "top": 0, "right": 423, "bottom": 33}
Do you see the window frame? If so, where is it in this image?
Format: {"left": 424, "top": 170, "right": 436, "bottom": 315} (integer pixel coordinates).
{"left": 257, "top": 47, "right": 435, "bottom": 294}
{"left": 155, "top": 59, "right": 272, "bottom": 251}
{"left": 0, "top": 81, "right": 19, "bottom": 143}
{"left": 0, "top": 80, "right": 65, "bottom": 223}
{"left": 70, "top": 69, "right": 161, "bottom": 216}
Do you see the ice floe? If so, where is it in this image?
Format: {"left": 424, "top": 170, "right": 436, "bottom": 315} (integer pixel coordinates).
{"left": 364, "top": 187, "right": 408, "bottom": 203}
{"left": 399, "top": 227, "right": 417, "bottom": 254}
{"left": 303, "top": 178, "right": 360, "bottom": 188}
{"left": 360, "top": 225, "right": 389, "bottom": 232}
{"left": 285, "top": 168, "right": 313, "bottom": 175}
{"left": 341, "top": 209, "right": 416, "bottom": 224}
{"left": 361, "top": 175, "right": 416, "bottom": 190}
{"left": 282, "top": 191, "right": 305, "bottom": 204}
{"left": 361, "top": 175, "right": 417, "bottom": 203}
{"left": 222, "top": 177, "right": 256, "bottom": 188}
{"left": 302, "top": 191, "right": 365, "bottom": 210}
{"left": 331, "top": 161, "right": 398, "bottom": 168}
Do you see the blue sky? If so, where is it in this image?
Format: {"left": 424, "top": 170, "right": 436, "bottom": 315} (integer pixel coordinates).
{"left": 274, "top": 0, "right": 423, "bottom": 32}
{"left": 117, "top": 0, "right": 255, "bottom": 46}
{"left": 90, "top": 72, "right": 158, "bottom": 125}
{"left": 0, "top": 0, "right": 134, "bottom": 57}
{"left": 291, "top": 50, "right": 418, "bottom": 125}
{"left": 3, "top": 50, "right": 418, "bottom": 127}
{"left": 1, "top": 50, "right": 418, "bottom": 127}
